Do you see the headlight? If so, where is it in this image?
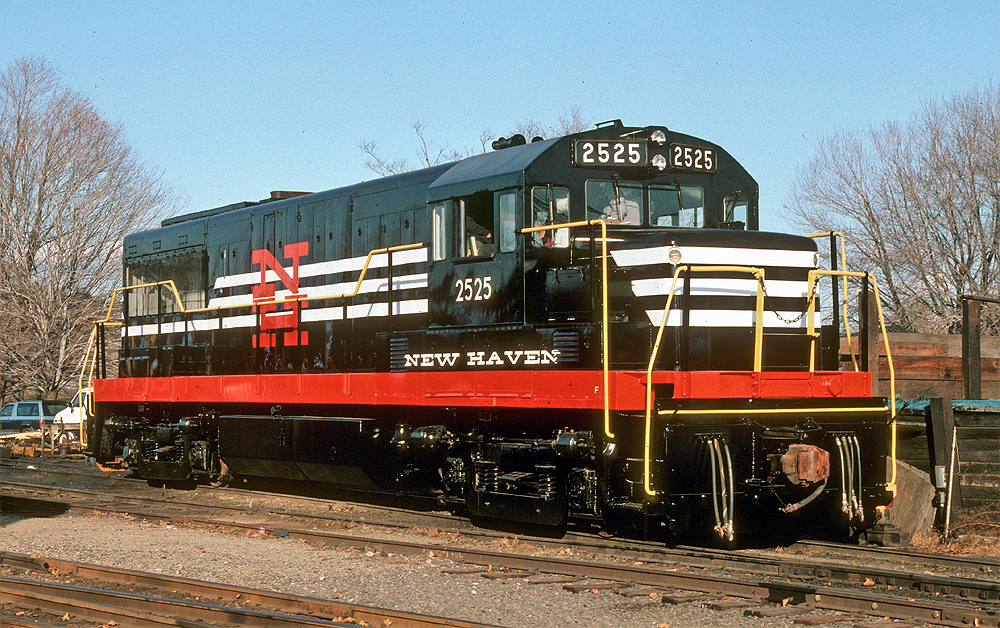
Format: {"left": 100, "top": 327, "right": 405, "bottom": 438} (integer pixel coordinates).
{"left": 651, "top": 130, "right": 667, "bottom": 144}
{"left": 668, "top": 247, "right": 682, "bottom": 263}
{"left": 652, "top": 154, "right": 667, "bottom": 171}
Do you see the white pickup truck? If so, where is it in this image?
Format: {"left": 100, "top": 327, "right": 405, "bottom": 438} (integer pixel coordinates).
{"left": 50, "top": 387, "right": 91, "bottom": 445}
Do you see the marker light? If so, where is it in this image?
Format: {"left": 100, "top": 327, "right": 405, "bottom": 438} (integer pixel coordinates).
{"left": 652, "top": 154, "right": 667, "bottom": 171}
{"left": 668, "top": 247, "right": 682, "bottom": 263}
{"left": 651, "top": 130, "right": 667, "bottom": 144}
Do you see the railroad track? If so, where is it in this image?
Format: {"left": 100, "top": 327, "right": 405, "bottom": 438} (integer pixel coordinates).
{"left": 6, "top": 476, "right": 1000, "bottom": 595}
{"left": 6, "top": 459, "right": 1000, "bottom": 626}
{"left": 3, "top": 516, "right": 1000, "bottom": 627}
{"left": 0, "top": 552, "right": 499, "bottom": 628}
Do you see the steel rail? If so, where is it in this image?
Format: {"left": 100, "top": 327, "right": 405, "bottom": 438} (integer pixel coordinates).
{"left": 7, "top": 475, "right": 1000, "bottom": 627}
{"left": 7, "top": 476, "right": 1000, "bottom": 608}
{"left": 0, "top": 579, "right": 225, "bottom": 628}
{"left": 791, "top": 539, "right": 1000, "bottom": 573}
{"left": 25, "top": 505, "right": 1000, "bottom": 627}
{"left": 0, "top": 560, "right": 497, "bottom": 628}
{"left": 4, "top": 536, "right": 1000, "bottom": 628}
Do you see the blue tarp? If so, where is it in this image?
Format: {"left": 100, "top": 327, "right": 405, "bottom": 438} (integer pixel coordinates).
{"left": 896, "top": 398, "right": 1000, "bottom": 413}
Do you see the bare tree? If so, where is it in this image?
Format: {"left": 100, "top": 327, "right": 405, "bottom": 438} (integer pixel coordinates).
{"left": 786, "top": 84, "right": 1000, "bottom": 334}
{"left": 512, "top": 106, "right": 592, "bottom": 140}
{"left": 360, "top": 121, "right": 467, "bottom": 176}
{"left": 0, "top": 57, "right": 174, "bottom": 399}
{"left": 360, "top": 108, "right": 593, "bottom": 177}
{"left": 554, "top": 105, "right": 591, "bottom": 136}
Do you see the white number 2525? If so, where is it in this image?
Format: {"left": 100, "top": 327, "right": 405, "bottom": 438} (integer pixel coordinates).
{"left": 455, "top": 276, "right": 493, "bottom": 302}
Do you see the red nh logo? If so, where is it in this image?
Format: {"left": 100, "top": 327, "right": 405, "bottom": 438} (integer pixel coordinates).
{"left": 251, "top": 241, "right": 309, "bottom": 348}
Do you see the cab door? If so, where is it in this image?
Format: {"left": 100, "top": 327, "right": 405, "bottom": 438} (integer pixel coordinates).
{"left": 428, "top": 189, "right": 521, "bottom": 326}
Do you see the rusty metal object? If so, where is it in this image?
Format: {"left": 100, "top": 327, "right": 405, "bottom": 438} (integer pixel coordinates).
{"left": 779, "top": 443, "right": 830, "bottom": 485}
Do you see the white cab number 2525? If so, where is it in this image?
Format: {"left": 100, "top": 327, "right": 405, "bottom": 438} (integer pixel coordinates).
{"left": 455, "top": 276, "right": 493, "bottom": 302}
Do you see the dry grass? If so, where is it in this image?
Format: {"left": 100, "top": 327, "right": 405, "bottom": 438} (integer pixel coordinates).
{"left": 909, "top": 506, "right": 1000, "bottom": 557}
{"left": 405, "top": 527, "right": 460, "bottom": 541}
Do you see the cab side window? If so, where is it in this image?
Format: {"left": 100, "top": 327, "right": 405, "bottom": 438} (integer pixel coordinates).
{"left": 531, "top": 186, "right": 570, "bottom": 248}
{"left": 0, "top": 404, "right": 12, "bottom": 417}
{"left": 433, "top": 191, "right": 516, "bottom": 259}
{"left": 723, "top": 194, "right": 748, "bottom": 229}
{"left": 453, "top": 191, "right": 494, "bottom": 258}
{"left": 431, "top": 203, "right": 447, "bottom": 261}
{"left": 498, "top": 191, "right": 517, "bottom": 253}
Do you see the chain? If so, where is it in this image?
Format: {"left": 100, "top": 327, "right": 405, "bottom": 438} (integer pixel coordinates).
{"left": 756, "top": 276, "right": 818, "bottom": 325}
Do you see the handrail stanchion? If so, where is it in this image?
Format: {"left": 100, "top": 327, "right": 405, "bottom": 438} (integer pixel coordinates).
{"left": 806, "top": 232, "right": 859, "bottom": 371}
{"left": 642, "top": 265, "right": 766, "bottom": 497}
{"left": 807, "top": 268, "right": 897, "bottom": 493}
{"left": 521, "top": 220, "right": 613, "bottom": 439}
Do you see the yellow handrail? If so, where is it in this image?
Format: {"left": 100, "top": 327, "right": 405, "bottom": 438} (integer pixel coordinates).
{"left": 642, "top": 264, "right": 766, "bottom": 497}
{"left": 521, "top": 220, "right": 613, "bottom": 438}
{"left": 805, "top": 270, "right": 896, "bottom": 410}
{"left": 77, "top": 326, "right": 96, "bottom": 449}
{"left": 806, "top": 269, "right": 898, "bottom": 492}
{"left": 665, "top": 406, "right": 890, "bottom": 416}
{"left": 806, "top": 232, "right": 859, "bottom": 371}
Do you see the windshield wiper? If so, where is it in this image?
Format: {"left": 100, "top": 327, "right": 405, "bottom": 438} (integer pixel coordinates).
{"left": 724, "top": 189, "right": 742, "bottom": 222}
{"left": 611, "top": 173, "right": 623, "bottom": 220}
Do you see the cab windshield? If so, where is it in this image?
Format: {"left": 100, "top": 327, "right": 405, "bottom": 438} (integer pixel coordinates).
{"left": 586, "top": 180, "right": 704, "bottom": 228}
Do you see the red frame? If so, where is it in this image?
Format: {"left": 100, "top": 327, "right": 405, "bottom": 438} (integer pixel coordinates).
{"left": 94, "top": 370, "right": 872, "bottom": 413}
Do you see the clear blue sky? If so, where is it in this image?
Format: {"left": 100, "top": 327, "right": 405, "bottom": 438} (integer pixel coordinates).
{"left": 3, "top": 0, "right": 997, "bottom": 233}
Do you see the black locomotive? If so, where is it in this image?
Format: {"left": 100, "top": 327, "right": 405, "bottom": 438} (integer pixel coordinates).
{"left": 86, "top": 121, "right": 894, "bottom": 541}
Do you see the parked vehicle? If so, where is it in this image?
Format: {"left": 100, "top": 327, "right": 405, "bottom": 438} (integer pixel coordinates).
{"left": 52, "top": 388, "right": 90, "bottom": 442}
{"left": 0, "top": 400, "right": 68, "bottom": 433}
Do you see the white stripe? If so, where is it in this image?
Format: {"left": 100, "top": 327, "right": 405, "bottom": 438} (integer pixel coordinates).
{"left": 207, "top": 273, "right": 428, "bottom": 309}
{"left": 213, "top": 247, "right": 428, "bottom": 290}
{"left": 223, "top": 314, "right": 257, "bottom": 329}
{"left": 131, "top": 318, "right": 225, "bottom": 335}
{"left": 611, "top": 245, "right": 816, "bottom": 269}
{"left": 207, "top": 294, "right": 254, "bottom": 309}
{"left": 631, "top": 277, "right": 808, "bottom": 298}
{"left": 348, "top": 302, "right": 386, "bottom": 318}
{"left": 300, "top": 298, "right": 429, "bottom": 323}
{"left": 394, "top": 299, "right": 429, "bottom": 315}
{"left": 305, "top": 273, "right": 427, "bottom": 300}
{"left": 125, "top": 297, "right": 429, "bottom": 336}
{"left": 127, "top": 324, "right": 159, "bottom": 337}
{"left": 127, "top": 293, "right": 429, "bottom": 336}
{"left": 645, "top": 309, "right": 808, "bottom": 328}
{"left": 301, "top": 306, "right": 344, "bottom": 323}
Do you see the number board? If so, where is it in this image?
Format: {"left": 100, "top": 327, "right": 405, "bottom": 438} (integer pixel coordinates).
{"left": 668, "top": 143, "right": 717, "bottom": 172}
{"left": 573, "top": 140, "right": 648, "bottom": 167}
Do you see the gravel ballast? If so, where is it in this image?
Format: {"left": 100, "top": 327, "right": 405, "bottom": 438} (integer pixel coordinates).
{"left": 0, "top": 509, "right": 834, "bottom": 628}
